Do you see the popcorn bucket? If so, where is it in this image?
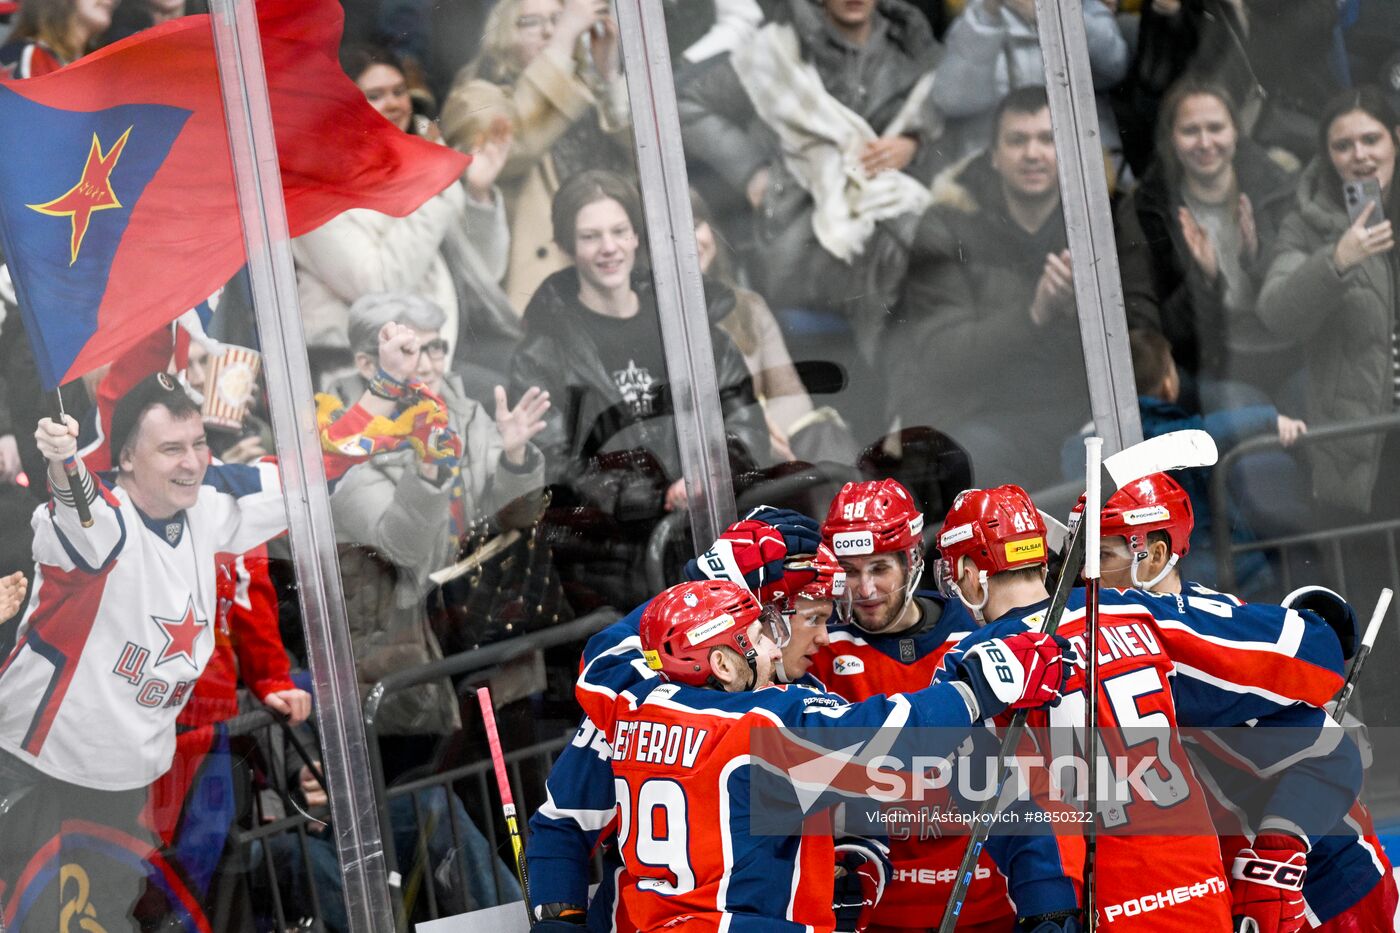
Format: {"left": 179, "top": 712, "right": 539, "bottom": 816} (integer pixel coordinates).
{"left": 201, "top": 346, "right": 261, "bottom": 430}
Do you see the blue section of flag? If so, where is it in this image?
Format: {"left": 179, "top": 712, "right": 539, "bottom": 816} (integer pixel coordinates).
{"left": 0, "top": 85, "right": 189, "bottom": 388}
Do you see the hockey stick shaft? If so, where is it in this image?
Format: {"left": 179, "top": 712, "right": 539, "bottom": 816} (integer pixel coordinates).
{"left": 937, "top": 430, "right": 1216, "bottom": 932}
{"left": 55, "top": 394, "right": 93, "bottom": 528}
{"left": 1082, "top": 437, "right": 1103, "bottom": 933}
{"left": 477, "top": 686, "right": 532, "bottom": 920}
{"left": 1333, "top": 588, "right": 1393, "bottom": 721}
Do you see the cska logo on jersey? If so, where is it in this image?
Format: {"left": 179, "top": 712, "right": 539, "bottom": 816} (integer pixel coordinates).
{"left": 151, "top": 596, "right": 208, "bottom": 667}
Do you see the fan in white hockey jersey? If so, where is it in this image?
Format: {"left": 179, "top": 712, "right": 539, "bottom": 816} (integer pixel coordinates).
{"left": 0, "top": 323, "right": 434, "bottom": 930}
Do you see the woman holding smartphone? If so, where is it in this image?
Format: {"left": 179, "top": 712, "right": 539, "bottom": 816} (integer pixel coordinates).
{"left": 1259, "top": 86, "right": 1398, "bottom": 518}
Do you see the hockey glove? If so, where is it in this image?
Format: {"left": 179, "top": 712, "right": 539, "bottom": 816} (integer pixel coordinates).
{"left": 1281, "top": 586, "right": 1358, "bottom": 660}
{"left": 1020, "top": 910, "right": 1082, "bottom": 932}
{"left": 1230, "top": 833, "right": 1308, "bottom": 933}
{"left": 832, "top": 839, "right": 889, "bottom": 933}
{"left": 952, "top": 632, "right": 1073, "bottom": 720}
{"left": 684, "top": 520, "right": 788, "bottom": 592}
{"left": 742, "top": 505, "right": 824, "bottom": 556}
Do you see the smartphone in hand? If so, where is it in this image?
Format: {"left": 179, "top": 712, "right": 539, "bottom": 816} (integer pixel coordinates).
{"left": 1344, "top": 178, "right": 1385, "bottom": 227}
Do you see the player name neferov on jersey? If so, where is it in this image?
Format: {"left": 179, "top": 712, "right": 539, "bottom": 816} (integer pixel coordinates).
{"left": 612, "top": 720, "right": 709, "bottom": 768}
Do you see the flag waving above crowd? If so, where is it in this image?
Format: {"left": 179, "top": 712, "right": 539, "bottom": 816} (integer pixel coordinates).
{"left": 0, "top": 0, "right": 468, "bottom": 390}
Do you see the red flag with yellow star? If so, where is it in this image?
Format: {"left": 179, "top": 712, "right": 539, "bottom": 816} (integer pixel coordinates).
{"left": 0, "top": 0, "right": 468, "bottom": 390}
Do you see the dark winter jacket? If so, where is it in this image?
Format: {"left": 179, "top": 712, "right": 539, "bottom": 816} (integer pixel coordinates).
{"left": 1116, "top": 141, "right": 1298, "bottom": 382}
{"left": 884, "top": 152, "right": 1089, "bottom": 489}
{"left": 676, "top": 0, "right": 941, "bottom": 315}
{"left": 1258, "top": 158, "right": 1398, "bottom": 513}
{"left": 509, "top": 268, "right": 767, "bottom": 507}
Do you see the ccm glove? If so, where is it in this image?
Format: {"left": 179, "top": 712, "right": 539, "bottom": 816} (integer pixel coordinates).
{"left": 953, "top": 632, "right": 1073, "bottom": 719}
{"left": 1230, "top": 833, "right": 1308, "bottom": 933}
{"left": 742, "top": 505, "right": 823, "bottom": 556}
{"left": 832, "top": 838, "right": 890, "bottom": 933}
{"left": 684, "top": 520, "right": 788, "bottom": 591}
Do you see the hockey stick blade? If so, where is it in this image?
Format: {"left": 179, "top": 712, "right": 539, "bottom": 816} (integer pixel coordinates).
{"left": 1102, "top": 429, "right": 1216, "bottom": 492}
{"left": 1334, "top": 587, "right": 1393, "bottom": 721}
{"left": 937, "top": 429, "right": 1218, "bottom": 933}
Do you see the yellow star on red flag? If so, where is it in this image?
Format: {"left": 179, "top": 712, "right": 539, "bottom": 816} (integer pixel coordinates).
{"left": 28, "top": 126, "right": 133, "bottom": 266}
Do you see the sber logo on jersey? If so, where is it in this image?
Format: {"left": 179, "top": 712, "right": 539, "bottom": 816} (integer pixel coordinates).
{"left": 1004, "top": 537, "right": 1045, "bottom": 563}
{"left": 686, "top": 613, "right": 735, "bottom": 646}
{"left": 832, "top": 655, "right": 865, "bottom": 675}
{"left": 831, "top": 531, "right": 875, "bottom": 556}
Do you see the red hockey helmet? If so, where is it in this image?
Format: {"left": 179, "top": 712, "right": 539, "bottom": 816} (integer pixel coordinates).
{"left": 937, "top": 485, "right": 1048, "bottom": 577}
{"left": 822, "top": 479, "right": 925, "bottom": 559}
{"left": 640, "top": 580, "right": 784, "bottom": 686}
{"left": 1070, "top": 472, "right": 1193, "bottom": 588}
{"left": 759, "top": 543, "right": 848, "bottom": 611}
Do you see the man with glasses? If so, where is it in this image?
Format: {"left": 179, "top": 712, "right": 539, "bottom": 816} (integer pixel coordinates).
{"left": 325, "top": 291, "right": 550, "bottom": 912}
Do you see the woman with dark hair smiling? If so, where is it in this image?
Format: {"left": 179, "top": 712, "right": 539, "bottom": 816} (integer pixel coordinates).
{"left": 1118, "top": 78, "right": 1300, "bottom": 412}
{"left": 1259, "top": 86, "right": 1399, "bottom": 517}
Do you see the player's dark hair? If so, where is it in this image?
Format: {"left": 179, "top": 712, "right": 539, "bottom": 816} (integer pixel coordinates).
{"left": 1316, "top": 86, "right": 1400, "bottom": 202}
{"left": 992, "top": 86, "right": 1050, "bottom": 145}
{"left": 551, "top": 169, "right": 645, "bottom": 258}
{"left": 1129, "top": 329, "right": 1174, "bottom": 398}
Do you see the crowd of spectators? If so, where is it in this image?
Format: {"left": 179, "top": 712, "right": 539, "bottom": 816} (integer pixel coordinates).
{"left": 1, "top": 0, "right": 1399, "bottom": 926}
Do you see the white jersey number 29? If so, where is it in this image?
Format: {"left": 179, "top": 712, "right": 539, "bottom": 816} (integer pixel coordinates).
{"left": 615, "top": 777, "right": 696, "bottom": 895}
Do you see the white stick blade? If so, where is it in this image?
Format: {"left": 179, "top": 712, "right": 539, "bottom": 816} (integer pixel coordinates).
{"left": 1103, "top": 429, "right": 1218, "bottom": 490}
{"left": 1363, "top": 588, "right": 1394, "bottom": 651}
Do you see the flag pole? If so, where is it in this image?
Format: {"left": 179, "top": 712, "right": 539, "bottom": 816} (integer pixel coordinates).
{"left": 54, "top": 391, "right": 93, "bottom": 527}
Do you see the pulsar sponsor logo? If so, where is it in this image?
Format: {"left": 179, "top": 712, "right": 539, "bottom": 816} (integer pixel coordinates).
{"left": 1123, "top": 505, "right": 1171, "bottom": 526}
{"left": 831, "top": 531, "right": 875, "bottom": 556}
{"left": 939, "top": 523, "right": 973, "bottom": 548}
{"left": 686, "top": 613, "right": 735, "bottom": 645}
{"left": 1004, "top": 537, "right": 1045, "bottom": 563}
{"left": 832, "top": 655, "right": 865, "bottom": 675}
{"left": 642, "top": 649, "right": 663, "bottom": 670}
{"left": 1101, "top": 877, "right": 1227, "bottom": 923}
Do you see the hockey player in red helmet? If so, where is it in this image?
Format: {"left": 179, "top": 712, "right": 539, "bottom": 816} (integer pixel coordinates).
{"left": 1078, "top": 474, "right": 1395, "bottom": 933}
{"left": 758, "top": 543, "right": 847, "bottom": 683}
{"left": 594, "top": 578, "right": 1073, "bottom": 933}
{"left": 935, "top": 484, "right": 1360, "bottom": 933}
{"left": 935, "top": 484, "right": 1050, "bottom": 622}
{"left": 1069, "top": 472, "right": 1194, "bottom": 592}
{"left": 821, "top": 479, "right": 927, "bottom": 634}
{"left": 814, "top": 481, "right": 1084, "bottom": 932}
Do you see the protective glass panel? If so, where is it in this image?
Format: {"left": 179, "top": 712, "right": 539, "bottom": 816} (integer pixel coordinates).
{"left": 1107, "top": 0, "right": 1400, "bottom": 820}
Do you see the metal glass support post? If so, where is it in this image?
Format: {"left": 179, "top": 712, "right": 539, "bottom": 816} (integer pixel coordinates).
{"left": 206, "top": 3, "right": 395, "bottom": 930}
{"left": 1034, "top": 0, "right": 1142, "bottom": 455}
{"left": 614, "top": 0, "right": 736, "bottom": 545}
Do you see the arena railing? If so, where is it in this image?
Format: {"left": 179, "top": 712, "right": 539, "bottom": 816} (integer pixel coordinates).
{"left": 362, "top": 608, "right": 621, "bottom": 929}
{"left": 1209, "top": 413, "right": 1400, "bottom": 597}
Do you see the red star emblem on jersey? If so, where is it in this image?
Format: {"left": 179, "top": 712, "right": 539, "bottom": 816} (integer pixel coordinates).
{"left": 152, "top": 597, "right": 207, "bottom": 668}
{"left": 27, "top": 126, "right": 132, "bottom": 266}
